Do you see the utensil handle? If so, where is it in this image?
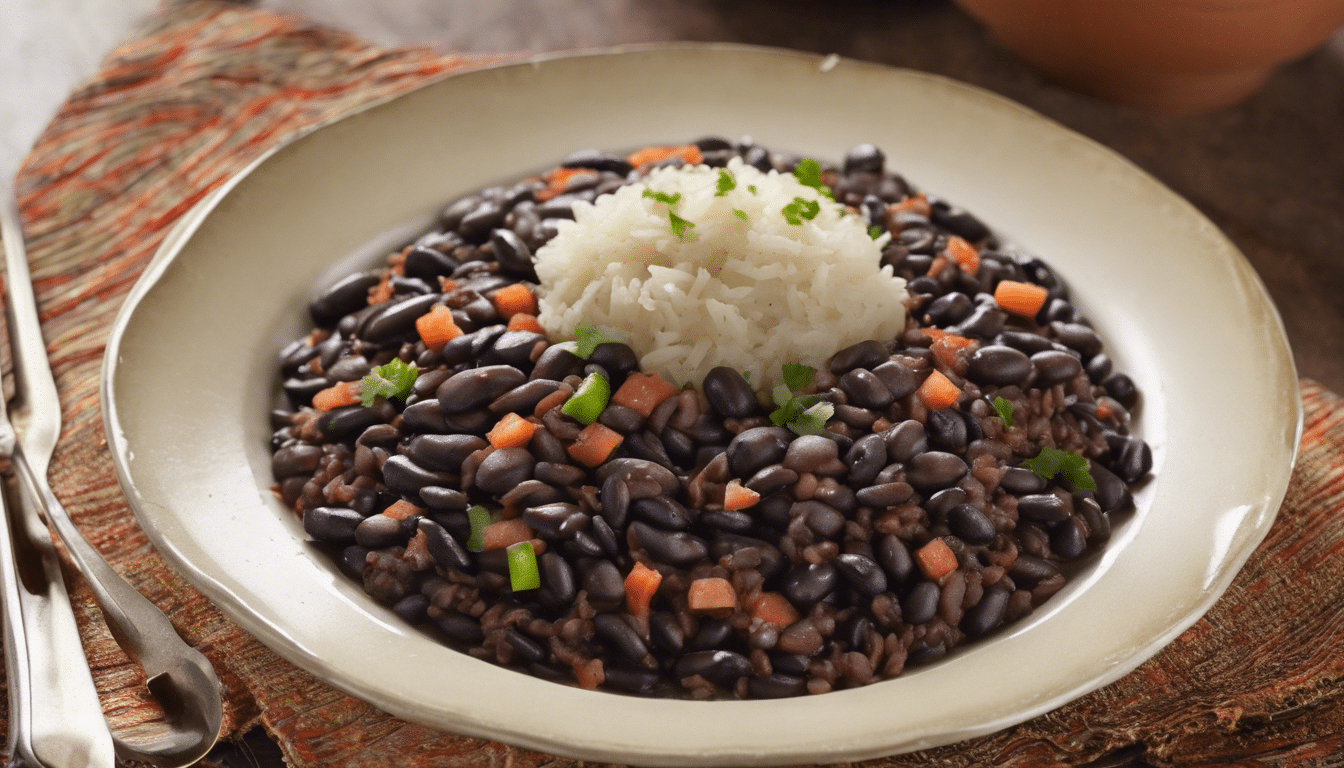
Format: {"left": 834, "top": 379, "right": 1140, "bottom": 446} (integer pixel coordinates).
{"left": 0, "top": 469, "right": 116, "bottom": 767}
{"left": 9, "top": 445, "right": 209, "bottom": 680}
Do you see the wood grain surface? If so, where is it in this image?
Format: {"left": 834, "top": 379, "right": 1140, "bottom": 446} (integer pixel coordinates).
{"left": 5, "top": 2, "right": 1344, "bottom": 766}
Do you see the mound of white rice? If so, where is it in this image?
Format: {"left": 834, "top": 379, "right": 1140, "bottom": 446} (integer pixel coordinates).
{"left": 534, "top": 157, "right": 908, "bottom": 391}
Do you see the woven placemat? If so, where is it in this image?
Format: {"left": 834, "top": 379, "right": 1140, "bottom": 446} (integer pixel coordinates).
{"left": 8, "top": 2, "right": 1344, "bottom": 765}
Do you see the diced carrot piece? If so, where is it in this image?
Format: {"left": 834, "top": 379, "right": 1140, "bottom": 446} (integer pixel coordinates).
{"left": 438, "top": 277, "right": 460, "bottom": 293}
{"left": 624, "top": 561, "right": 663, "bottom": 618}
{"left": 567, "top": 423, "right": 625, "bottom": 468}
{"left": 749, "top": 592, "right": 800, "bottom": 627}
{"left": 687, "top": 577, "right": 738, "bottom": 617}
{"left": 507, "top": 313, "right": 545, "bottom": 334}
{"left": 915, "top": 538, "right": 959, "bottom": 581}
{"left": 918, "top": 370, "right": 961, "bottom": 410}
{"left": 994, "top": 280, "right": 1050, "bottom": 318}
{"left": 945, "top": 236, "right": 980, "bottom": 274}
{"left": 930, "top": 334, "right": 976, "bottom": 370}
{"left": 626, "top": 144, "right": 704, "bottom": 169}
{"left": 891, "top": 193, "right": 931, "bottom": 217}
{"left": 415, "top": 304, "right": 463, "bottom": 352}
{"left": 389, "top": 249, "right": 408, "bottom": 276}
{"left": 487, "top": 412, "right": 538, "bottom": 449}
{"left": 537, "top": 167, "right": 592, "bottom": 202}
{"left": 382, "top": 499, "right": 425, "bottom": 521}
{"left": 368, "top": 271, "right": 394, "bottom": 304}
{"left": 312, "top": 381, "right": 361, "bottom": 411}
{"left": 481, "top": 518, "right": 535, "bottom": 551}
{"left": 723, "top": 480, "right": 760, "bottom": 511}
{"left": 574, "top": 658, "right": 604, "bottom": 690}
{"left": 926, "top": 254, "right": 950, "bottom": 278}
{"left": 491, "top": 283, "right": 538, "bottom": 319}
{"left": 611, "top": 372, "right": 680, "bottom": 418}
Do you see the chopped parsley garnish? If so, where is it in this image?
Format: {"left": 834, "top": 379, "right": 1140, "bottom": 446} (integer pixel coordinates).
{"left": 782, "top": 197, "right": 822, "bottom": 225}
{"left": 1020, "top": 447, "right": 1096, "bottom": 490}
{"left": 732, "top": 208, "right": 748, "bottom": 221}
{"left": 669, "top": 211, "right": 694, "bottom": 238}
{"left": 868, "top": 225, "right": 886, "bottom": 240}
{"left": 792, "top": 158, "right": 836, "bottom": 201}
{"left": 574, "top": 321, "right": 622, "bottom": 359}
{"left": 715, "top": 169, "right": 736, "bottom": 196}
{"left": 769, "top": 362, "right": 834, "bottom": 435}
{"left": 992, "top": 396, "right": 1015, "bottom": 427}
{"left": 359, "top": 358, "right": 417, "bottom": 407}
{"left": 741, "top": 370, "right": 752, "bottom": 383}
{"left": 747, "top": 185, "right": 758, "bottom": 194}
{"left": 642, "top": 189, "right": 682, "bottom": 206}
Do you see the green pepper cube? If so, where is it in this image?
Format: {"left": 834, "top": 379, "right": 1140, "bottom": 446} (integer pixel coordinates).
{"left": 507, "top": 540, "right": 540, "bottom": 591}
{"left": 465, "top": 505, "right": 492, "bottom": 553}
{"left": 561, "top": 372, "right": 611, "bottom": 425}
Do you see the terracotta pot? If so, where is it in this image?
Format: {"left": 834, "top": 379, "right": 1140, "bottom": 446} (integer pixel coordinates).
{"left": 954, "top": 0, "right": 1344, "bottom": 113}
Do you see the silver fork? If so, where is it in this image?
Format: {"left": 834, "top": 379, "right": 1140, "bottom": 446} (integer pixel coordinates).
{"left": 0, "top": 183, "right": 224, "bottom": 767}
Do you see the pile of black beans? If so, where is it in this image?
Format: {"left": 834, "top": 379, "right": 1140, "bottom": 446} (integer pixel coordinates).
{"left": 269, "top": 138, "right": 1152, "bottom": 699}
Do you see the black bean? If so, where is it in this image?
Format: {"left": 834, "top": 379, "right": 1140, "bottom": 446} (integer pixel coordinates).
{"left": 596, "top": 403, "right": 643, "bottom": 434}
{"left": 272, "top": 444, "right": 323, "bottom": 479}
{"left": 587, "top": 515, "right": 620, "bottom": 559}
{"left": 727, "top": 426, "right": 792, "bottom": 478}
{"left": 1043, "top": 297, "right": 1076, "bottom": 324}
{"left": 580, "top": 559, "right": 625, "bottom": 610}
{"left": 317, "top": 405, "right": 388, "bottom": 441}
{"left": 520, "top": 503, "right": 583, "bottom": 539}
{"left": 649, "top": 611, "right": 685, "bottom": 655}
{"left": 603, "top": 667, "right": 661, "bottom": 694}
{"left": 310, "top": 272, "right": 381, "bottom": 327}
{"left": 418, "top": 518, "right": 471, "bottom": 571}
{"left": 326, "top": 354, "right": 371, "bottom": 382}
{"left": 1076, "top": 496, "right": 1111, "bottom": 544}
{"left": 813, "top": 482, "right": 857, "bottom": 514}
{"left": 947, "top": 504, "right": 996, "bottom": 545}
{"left": 595, "top": 613, "right": 651, "bottom": 662}
{"left": 961, "top": 586, "right": 1010, "bottom": 636}
{"left": 781, "top": 563, "right": 838, "bottom": 607}
{"left": 442, "top": 408, "right": 493, "bottom": 435}
{"left": 835, "top": 553, "right": 888, "bottom": 596}
{"left": 458, "top": 199, "right": 508, "bottom": 241}
{"left": 473, "top": 448, "right": 535, "bottom": 496}
{"left": 747, "top": 674, "right": 807, "bottom": 699}
{"left": 674, "top": 650, "right": 753, "bottom": 689}
{"left": 595, "top": 459, "right": 681, "bottom": 496}
{"left": 996, "top": 330, "right": 1055, "bottom": 355}
{"left": 1000, "top": 467, "right": 1048, "bottom": 495}
{"left": 839, "top": 368, "right": 894, "bottom": 409}
{"left": 1103, "top": 373, "right": 1139, "bottom": 409}
{"left": 488, "top": 379, "right": 563, "bottom": 415}
{"left": 782, "top": 435, "right": 842, "bottom": 474}
{"left": 898, "top": 226, "right": 937, "bottom": 254}
{"left": 405, "top": 434, "right": 487, "bottom": 473}
{"left": 856, "top": 482, "right": 914, "bottom": 509}
{"left": 903, "top": 581, "right": 940, "bottom": 624}
{"left": 661, "top": 428, "right": 697, "bottom": 468}
{"left": 561, "top": 148, "right": 634, "bottom": 175}
{"left": 1086, "top": 352, "right": 1114, "bottom": 384}
{"left": 793, "top": 500, "right": 845, "bottom": 539}
{"left": 337, "top": 545, "right": 369, "bottom": 578}
{"left": 489, "top": 229, "right": 534, "bottom": 278}
{"left": 600, "top": 474, "right": 631, "bottom": 528}
{"left": 621, "top": 430, "right": 678, "bottom": 470}
{"left": 1051, "top": 322, "right": 1103, "bottom": 358}
{"left": 588, "top": 342, "right": 639, "bottom": 378}
{"left": 843, "top": 143, "right": 885, "bottom": 174}
{"left": 701, "top": 510, "right": 754, "bottom": 533}
{"left": 304, "top": 506, "right": 364, "bottom": 544}
{"left": 540, "top": 552, "right": 576, "bottom": 603}
{"left": 907, "top": 275, "right": 941, "bottom": 295}
{"left": 420, "top": 486, "right": 470, "bottom": 512}
{"left": 1111, "top": 437, "right": 1152, "bottom": 484}
{"left": 482, "top": 330, "right": 545, "bottom": 368}
{"left": 436, "top": 613, "right": 485, "bottom": 644}
{"left": 844, "top": 434, "right": 887, "bottom": 486}
{"left": 393, "top": 594, "right": 430, "bottom": 624}
{"left": 926, "top": 409, "right": 968, "bottom": 453}
{"left": 1051, "top": 516, "right": 1089, "bottom": 560}
{"left": 923, "top": 489, "right": 965, "bottom": 522}
{"left": 688, "top": 618, "right": 735, "bottom": 651}
{"left": 951, "top": 304, "right": 1007, "bottom": 339}
{"left": 632, "top": 496, "right": 692, "bottom": 531}
{"left": 967, "top": 345, "right": 1033, "bottom": 387}
{"left": 361, "top": 293, "right": 442, "bottom": 345}
{"left": 703, "top": 367, "right": 759, "bottom": 418}
{"left": 1031, "top": 350, "right": 1084, "bottom": 385}
{"left": 530, "top": 343, "right": 585, "bottom": 382}
{"left": 906, "top": 452, "right": 968, "bottom": 492}
{"left": 929, "top": 198, "right": 991, "bottom": 242}
{"left": 883, "top": 420, "right": 928, "bottom": 462}
{"left": 381, "top": 455, "right": 455, "bottom": 497}
{"left": 1089, "top": 461, "right": 1132, "bottom": 512}
{"left": 631, "top": 522, "right": 708, "bottom": 567}
{"left": 403, "top": 246, "right": 460, "bottom": 281}
{"left": 745, "top": 465, "right": 798, "bottom": 496}
{"left": 437, "top": 365, "right": 527, "bottom": 412}
{"left": 924, "top": 293, "right": 974, "bottom": 327}
{"left": 355, "top": 514, "right": 407, "bottom": 549}
{"left": 829, "top": 340, "right": 888, "bottom": 374}
{"left": 504, "top": 628, "right": 547, "bottom": 664}
{"left": 1009, "top": 555, "right": 1060, "bottom": 585}
{"left": 1017, "top": 493, "right": 1068, "bottom": 525}
{"left": 839, "top": 614, "right": 874, "bottom": 652}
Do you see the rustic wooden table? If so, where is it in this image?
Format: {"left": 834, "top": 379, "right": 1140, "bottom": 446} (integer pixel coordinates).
{"left": 129, "top": 1, "right": 1344, "bottom": 765}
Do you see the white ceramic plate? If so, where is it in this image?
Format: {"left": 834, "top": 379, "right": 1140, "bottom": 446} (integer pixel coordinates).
{"left": 103, "top": 45, "right": 1300, "bottom": 765}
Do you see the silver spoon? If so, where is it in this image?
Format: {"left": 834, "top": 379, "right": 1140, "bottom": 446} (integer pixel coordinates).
{"left": 1, "top": 183, "right": 224, "bottom": 767}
